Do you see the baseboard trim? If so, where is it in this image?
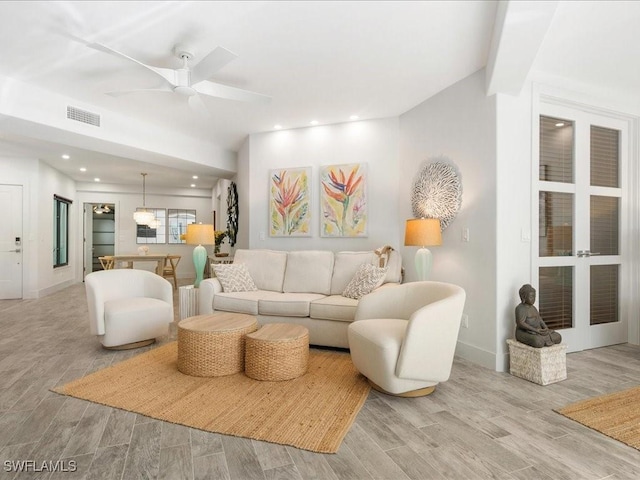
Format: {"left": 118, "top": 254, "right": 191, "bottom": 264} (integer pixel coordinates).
{"left": 455, "top": 340, "right": 507, "bottom": 372}
{"left": 37, "top": 279, "right": 77, "bottom": 299}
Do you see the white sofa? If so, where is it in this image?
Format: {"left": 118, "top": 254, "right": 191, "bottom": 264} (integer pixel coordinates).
{"left": 198, "top": 249, "right": 403, "bottom": 348}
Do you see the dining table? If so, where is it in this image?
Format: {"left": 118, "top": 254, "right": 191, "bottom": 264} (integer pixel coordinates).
{"left": 106, "top": 254, "right": 169, "bottom": 275}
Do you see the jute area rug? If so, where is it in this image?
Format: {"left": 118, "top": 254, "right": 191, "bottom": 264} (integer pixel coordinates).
{"left": 53, "top": 342, "right": 370, "bottom": 454}
{"left": 555, "top": 385, "right": 640, "bottom": 451}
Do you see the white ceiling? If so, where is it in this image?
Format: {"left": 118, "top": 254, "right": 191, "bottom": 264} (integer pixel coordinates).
{"left": 0, "top": 1, "right": 639, "bottom": 188}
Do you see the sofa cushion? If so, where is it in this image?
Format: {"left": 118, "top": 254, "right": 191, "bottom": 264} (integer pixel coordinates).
{"left": 342, "top": 264, "right": 387, "bottom": 300}
{"left": 309, "top": 295, "right": 359, "bottom": 323}
{"left": 213, "top": 290, "right": 286, "bottom": 315}
{"left": 330, "top": 251, "right": 376, "bottom": 294}
{"left": 259, "top": 293, "right": 326, "bottom": 317}
{"left": 213, "top": 263, "right": 257, "bottom": 292}
{"left": 234, "top": 249, "right": 287, "bottom": 292}
{"left": 283, "top": 250, "right": 334, "bottom": 295}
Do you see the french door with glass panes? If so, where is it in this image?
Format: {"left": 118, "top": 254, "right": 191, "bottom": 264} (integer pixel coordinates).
{"left": 536, "top": 104, "right": 628, "bottom": 352}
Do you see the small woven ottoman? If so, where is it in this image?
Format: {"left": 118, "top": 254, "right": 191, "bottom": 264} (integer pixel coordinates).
{"left": 177, "top": 313, "right": 257, "bottom": 377}
{"left": 245, "top": 323, "right": 309, "bottom": 381}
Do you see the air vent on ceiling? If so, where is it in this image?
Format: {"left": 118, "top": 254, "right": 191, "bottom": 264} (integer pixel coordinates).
{"left": 66, "top": 106, "right": 100, "bottom": 127}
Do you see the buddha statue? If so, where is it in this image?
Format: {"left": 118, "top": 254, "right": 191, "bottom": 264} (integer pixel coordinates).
{"left": 515, "top": 284, "right": 562, "bottom": 348}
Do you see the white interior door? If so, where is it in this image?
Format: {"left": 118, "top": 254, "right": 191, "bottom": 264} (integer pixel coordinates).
{"left": 536, "top": 104, "right": 628, "bottom": 352}
{"left": 0, "top": 185, "right": 23, "bottom": 299}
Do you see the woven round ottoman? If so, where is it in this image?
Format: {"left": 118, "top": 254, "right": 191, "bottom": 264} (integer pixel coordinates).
{"left": 177, "top": 313, "right": 258, "bottom": 377}
{"left": 245, "top": 323, "right": 309, "bottom": 381}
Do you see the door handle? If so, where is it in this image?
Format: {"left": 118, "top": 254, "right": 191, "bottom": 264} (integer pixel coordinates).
{"left": 2, "top": 249, "right": 20, "bottom": 253}
{"left": 577, "top": 250, "right": 600, "bottom": 258}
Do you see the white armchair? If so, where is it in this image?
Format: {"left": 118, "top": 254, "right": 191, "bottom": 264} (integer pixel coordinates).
{"left": 85, "top": 269, "right": 174, "bottom": 349}
{"left": 348, "top": 281, "right": 466, "bottom": 397}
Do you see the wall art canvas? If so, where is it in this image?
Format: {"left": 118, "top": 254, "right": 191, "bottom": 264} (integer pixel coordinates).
{"left": 320, "top": 163, "right": 367, "bottom": 237}
{"left": 269, "top": 167, "right": 311, "bottom": 237}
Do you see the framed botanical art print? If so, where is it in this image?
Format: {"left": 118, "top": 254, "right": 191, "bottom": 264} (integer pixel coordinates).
{"left": 269, "top": 167, "right": 311, "bottom": 237}
{"left": 320, "top": 163, "right": 367, "bottom": 237}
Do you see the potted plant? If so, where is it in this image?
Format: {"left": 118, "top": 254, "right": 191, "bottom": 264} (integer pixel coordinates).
{"left": 214, "top": 230, "right": 228, "bottom": 256}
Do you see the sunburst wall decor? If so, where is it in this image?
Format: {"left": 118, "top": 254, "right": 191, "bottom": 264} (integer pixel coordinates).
{"left": 411, "top": 158, "right": 462, "bottom": 230}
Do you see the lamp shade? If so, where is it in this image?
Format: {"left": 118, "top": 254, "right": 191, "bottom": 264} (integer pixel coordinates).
{"left": 404, "top": 218, "right": 442, "bottom": 247}
{"left": 186, "top": 223, "right": 215, "bottom": 245}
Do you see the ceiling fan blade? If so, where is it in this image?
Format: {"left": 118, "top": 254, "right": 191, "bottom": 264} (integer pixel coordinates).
{"left": 193, "top": 80, "right": 271, "bottom": 104}
{"left": 190, "top": 46, "right": 238, "bottom": 84}
{"left": 87, "top": 42, "right": 177, "bottom": 86}
{"left": 188, "top": 94, "right": 211, "bottom": 118}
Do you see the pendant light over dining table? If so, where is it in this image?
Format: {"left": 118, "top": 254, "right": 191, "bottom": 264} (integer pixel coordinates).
{"left": 133, "top": 173, "right": 156, "bottom": 226}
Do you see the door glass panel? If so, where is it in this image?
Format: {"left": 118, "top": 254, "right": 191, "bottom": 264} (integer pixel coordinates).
{"left": 540, "top": 116, "right": 574, "bottom": 183}
{"left": 590, "top": 126, "right": 619, "bottom": 188}
{"left": 539, "top": 192, "right": 573, "bottom": 257}
{"left": 591, "top": 265, "right": 619, "bottom": 325}
{"left": 539, "top": 266, "right": 573, "bottom": 329}
{"left": 590, "top": 196, "right": 619, "bottom": 255}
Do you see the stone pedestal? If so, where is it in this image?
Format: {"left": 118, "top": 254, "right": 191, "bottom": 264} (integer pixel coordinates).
{"left": 507, "top": 339, "right": 567, "bottom": 385}
{"left": 179, "top": 285, "right": 199, "bottom": 320}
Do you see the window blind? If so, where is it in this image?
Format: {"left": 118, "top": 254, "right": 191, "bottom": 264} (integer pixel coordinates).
{"left": 590, "top": 125, "right": 619, "bottom": 188}
{"left": 540, "top": 116, "right": 574, "bottom": 183}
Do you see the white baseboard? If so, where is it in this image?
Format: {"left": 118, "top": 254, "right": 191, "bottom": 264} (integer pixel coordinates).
{"left": 37, "top": 279, "right": 77, "bottom": 299}
{"left": 455, "top": 340, "right": 508, "bottom": 373}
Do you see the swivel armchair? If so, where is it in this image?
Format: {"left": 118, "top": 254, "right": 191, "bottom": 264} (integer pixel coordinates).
{"left": 348, "top": 281, "right": 465, "bottom": 396}
{"left": 85, "top": 269, "right": 174, "bottom": 349}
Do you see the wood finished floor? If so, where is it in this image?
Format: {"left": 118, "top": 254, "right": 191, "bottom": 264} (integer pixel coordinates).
{"left": 1, "top": 281, "right": 640, "bottom": 480}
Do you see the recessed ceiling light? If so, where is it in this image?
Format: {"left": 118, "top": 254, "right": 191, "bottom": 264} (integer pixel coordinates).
{"left": 61, "top": 154, "right": 70, "bottom": 160}
{"left": 274, "top": 124, "right": 282, "bottom": 130}
{"left": 310, "top": 120, "right": 319, "bottom": 126}
{"left": 555, "top": 122, "right": 565, "bottom": 127}
{"left": 94, "top": 178, "right": 100, "bottom": 182}
{"left": 192, "top": 175, "right": 198, "bottom": 179}
{"left": 349, "top": 115, "right": 359, "bottom": 121}
{"left": 190, "top": 184, "right": 196, "bottom": 188}
{"left": 80, "top": 167, "right": 87, "bottom": 172}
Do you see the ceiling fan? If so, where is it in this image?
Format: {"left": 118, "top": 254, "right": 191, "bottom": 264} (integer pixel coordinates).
{"left": 85, "top": 41, "right": 271, "bottom": 114}
{"left": 93, "top": 204, "right": 111, "bottom": 214}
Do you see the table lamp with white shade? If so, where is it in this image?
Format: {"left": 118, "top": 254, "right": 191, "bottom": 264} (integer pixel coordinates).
{"left": 404, "top": 218, "right": 442, "bottom": 281}
{"left": 185, "top": 223, "right": 215, "bottom": 288}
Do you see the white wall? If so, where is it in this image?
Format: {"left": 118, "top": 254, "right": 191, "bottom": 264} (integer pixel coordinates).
{"left": 38, "top": 161, "right": 77, "bottom": 296}
{"left": 244, "top": 118, "right": 401, "bottom": 252}
{"left": 236, "top": 138, "right": 250, "bottom": 250}
{"left": 494, "top": 85, "right": 535, "bottom": 371}
{"left": 399, "top": 70, "right": 499, "bottom": 369}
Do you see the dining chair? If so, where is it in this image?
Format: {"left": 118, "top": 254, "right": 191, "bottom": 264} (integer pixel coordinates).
{"left": 98, "top": 256, "right": 115, "bottom": 270}
{"left": 162, "top": 255, "right": 181, "bottom": 290}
